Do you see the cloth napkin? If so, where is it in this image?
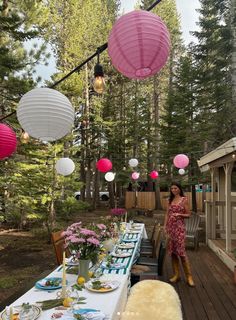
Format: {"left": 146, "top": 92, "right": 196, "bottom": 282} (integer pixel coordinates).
{"left": 60, "top": 309, "right": 106, "bottom": 320}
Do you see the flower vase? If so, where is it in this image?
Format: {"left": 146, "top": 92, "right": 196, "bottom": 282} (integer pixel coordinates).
{"left": 78, "top": 259, "right": 90, "bottom": 282}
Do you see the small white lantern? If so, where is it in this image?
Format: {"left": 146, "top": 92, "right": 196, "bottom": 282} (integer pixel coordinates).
{"left": 55, "top": 158, "right": 75, "bottom": 176}
{"left": 178, "top": 168, "right": 185, "bottom": 175}
{"left": 105, "top": 171, "right": 115, "bottom": 182}
{"left": 17, "top": 88, "right": 74, "bottom": 142}
{"left": 129, "top": 158, "right": 139, "bottom": 167}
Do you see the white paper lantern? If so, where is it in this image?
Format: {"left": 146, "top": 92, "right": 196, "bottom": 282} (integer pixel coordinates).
{"left": 55, "top": 158, "right": 75, "bottom": 176}
{"left": 17, "top": 88, "right": 74, "bottom": 142}
{"left": 129, "top": 158, "right": 139, "bottom": 167}
{"left": 105, "top": 171, "right": 115, "bottom": 182}
{"left": 178, "top": 168, "right": 185, "bottom": 175}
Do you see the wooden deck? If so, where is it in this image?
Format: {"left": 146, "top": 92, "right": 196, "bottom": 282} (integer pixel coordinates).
{"left": 163, "top": 245, "right": 236, "bottom": 320}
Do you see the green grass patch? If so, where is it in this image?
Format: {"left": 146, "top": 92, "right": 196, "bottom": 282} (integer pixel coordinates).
{"left": 0, "top": 276, "right": 18, "bottom": 289}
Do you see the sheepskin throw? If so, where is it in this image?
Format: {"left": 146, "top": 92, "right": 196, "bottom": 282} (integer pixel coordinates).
{"left": 121, "top": 280, "right": 182, "bottom": 320}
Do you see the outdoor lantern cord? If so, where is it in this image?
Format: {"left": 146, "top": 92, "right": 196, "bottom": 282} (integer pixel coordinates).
{"left": 0, "top": 0, "right": 162, "bottom": 122}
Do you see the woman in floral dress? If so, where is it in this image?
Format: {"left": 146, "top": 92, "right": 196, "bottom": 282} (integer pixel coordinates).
{"left": 164, "top": 182, "right": 195, "bottom": 287}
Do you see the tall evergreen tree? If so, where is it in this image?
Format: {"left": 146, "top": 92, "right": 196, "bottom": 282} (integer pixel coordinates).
{"left": 193, "top": 0, "right": 233, "bottom": 150}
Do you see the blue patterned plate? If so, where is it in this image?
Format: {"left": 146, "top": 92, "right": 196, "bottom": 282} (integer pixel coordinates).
{"left": 35, "top": 277, "right": 63, "bottom": 290}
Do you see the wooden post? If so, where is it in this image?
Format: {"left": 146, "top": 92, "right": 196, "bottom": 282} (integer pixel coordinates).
{"left": 205, "top": 201, "right": 212, "bottom": 244}
{"left": 223, "top": 162, "right": 233, "bottom": 253}
{"left": 210, "top": 168, "right": 217, "bottom": 239}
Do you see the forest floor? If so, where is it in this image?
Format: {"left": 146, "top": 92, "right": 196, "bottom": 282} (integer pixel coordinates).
{"left": 0, "top": 207, "right": 166, "bottom": 310}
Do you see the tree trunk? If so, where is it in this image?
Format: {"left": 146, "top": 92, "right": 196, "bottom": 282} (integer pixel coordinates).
{"left": 108, "top": 182, "right": 115, "bottom": 208}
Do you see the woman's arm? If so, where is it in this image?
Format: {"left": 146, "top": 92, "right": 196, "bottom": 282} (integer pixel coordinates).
{"left": 176, "top": 197, "right": 191, "bottom": 217}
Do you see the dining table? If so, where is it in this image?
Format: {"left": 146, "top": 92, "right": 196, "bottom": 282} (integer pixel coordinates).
{"left": 1, "top": 223, "right": 147, "bottom": 320}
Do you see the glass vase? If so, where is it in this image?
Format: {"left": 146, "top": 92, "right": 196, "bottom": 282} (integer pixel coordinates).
{"left": 78, "top": 259, "right": 90, "bottom": 282}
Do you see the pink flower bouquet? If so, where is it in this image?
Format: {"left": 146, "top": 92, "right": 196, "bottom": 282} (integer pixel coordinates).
{"left": 110, "top": 208, "right": 126, "bottom": 216}
{"left": 62, "top": 222, "right": 100, "bottom": 263}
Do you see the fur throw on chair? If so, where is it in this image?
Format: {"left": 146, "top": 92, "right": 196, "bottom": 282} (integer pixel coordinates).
{"left": 121, "top": 280, "right": 182, "bottom": 320}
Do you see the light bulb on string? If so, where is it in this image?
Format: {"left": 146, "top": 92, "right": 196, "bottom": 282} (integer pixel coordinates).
{"left": 93, "top": 54, "right": 105, "bottom": 94}
{"left": 20, "top": 131, "right": 30, "bottom": 144}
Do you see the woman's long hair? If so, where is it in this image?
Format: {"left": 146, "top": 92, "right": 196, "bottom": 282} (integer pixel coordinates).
{"left": 169, "top": 182, "right": 184, "bottom": 204}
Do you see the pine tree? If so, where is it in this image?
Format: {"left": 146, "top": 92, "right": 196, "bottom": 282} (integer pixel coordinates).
{"left": 193, "top": 0, "right": 233, "bottom": 150}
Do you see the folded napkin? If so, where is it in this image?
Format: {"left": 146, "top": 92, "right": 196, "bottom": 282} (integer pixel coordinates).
{"left": 60, "top": 309, "right": 106, "bottom": 320}
{"left": 37, "top": 279, "right": 48, "bottom": 287}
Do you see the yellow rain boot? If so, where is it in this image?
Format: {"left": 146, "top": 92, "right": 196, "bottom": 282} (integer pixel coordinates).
{"left": 181, "top": 257, "right": 195, "bottom": 287}
{"left": 169, "top": 254, "right": 181, "bottom": 283}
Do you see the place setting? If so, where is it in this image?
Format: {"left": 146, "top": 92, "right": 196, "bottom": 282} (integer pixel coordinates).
{"left": 35, "top": 277, "right": 64, "bottom": 291}
{"left": 85, "top": 279, "right": 120, "bottom": 293}
{"left": 0, "top": 303, "right": 42, "bottom": 320}
{"left": 117, "top": 242, "right": 135, "bottom": 249}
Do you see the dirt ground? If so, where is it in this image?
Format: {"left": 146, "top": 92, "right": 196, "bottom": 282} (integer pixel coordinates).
{"left": 0, "top": 208, "right": 165, "bottom": 310}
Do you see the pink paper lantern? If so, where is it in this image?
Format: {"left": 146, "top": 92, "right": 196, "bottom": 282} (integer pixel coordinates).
{"left": 173, "top": 154, "right": 189, "bottom": 169}
{"left": 131, "top": 172, "right": 140, "bottom": 180}
{"left": 108, "top": 10, "right": 170, "bottom": 79}
{"left": 96, "top": 158, "right": 112, "bottom": 173}
{"left": 150, "top": 170, "right": 159, "bottom": 179}
{"left": 0, "top": 124, "right": 17, "bottom": 160}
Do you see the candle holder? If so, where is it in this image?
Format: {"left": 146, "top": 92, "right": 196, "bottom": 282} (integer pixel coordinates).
{"left": 56, "top": 285, "right": 71, "bottom": 299}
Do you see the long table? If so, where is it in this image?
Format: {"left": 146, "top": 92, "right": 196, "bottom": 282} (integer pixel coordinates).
{"left": 1, "top": 223, "right": 147, "bottom": 320}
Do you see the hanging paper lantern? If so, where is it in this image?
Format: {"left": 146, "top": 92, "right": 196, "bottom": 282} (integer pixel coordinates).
{"left": 129, "top": 158, "right": 139, "bottom": 167}
{"left": 150, "top": 170, "right": 159, "bottom": 179}
{"left": 0, "top": 124, "right": 17, "bottom": 159}
{"left": 55, "top": 158, "right": 75, "bottom": 176}
{"left": 173, "top": 154, "right": 189, "bottom": 169}
{"left": 17, "top": 88, "right": 74, "bottom": 142}
{"left": 108, "top": 10, "right": 170, "bottom": 79}
{"left": 105, "top": 171, "right": 115, "bottom": 182}
{"left": 96, "top": 158, "right": 112, "bottom": 173}
{"left": 178, "top": 168, "right": 185, "bottom": 175}
{"left": 131, "top": 172, "right": 140, "bottom": 180}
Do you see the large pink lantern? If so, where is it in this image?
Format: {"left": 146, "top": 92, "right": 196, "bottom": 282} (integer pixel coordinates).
{"left": 96, "top": 158, "right": 112, "bottom": 173}
{"left": 131, "top": 172, "right": 140, "bottom": 180}
{"left": 150, "top": 170, "right": 159, "bottom": 179}
{"left": 173, "top": 154, "right": 189, "bottom": 169}
{"left": 108, "top": 10, "right": 170, "bottom": 79}
{"left": 0, "top": 124, "right": 17, "bottom": 160}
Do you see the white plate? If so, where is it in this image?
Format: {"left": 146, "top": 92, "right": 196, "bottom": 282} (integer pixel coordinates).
{"left": 101, "top": 262, "right": 126, "bottom": 270}
{"left": 66, "top": 258, "right": 79, "bottom": 266}
{"left": 0, "top": 305, "right": 41, "bottom": 320}
{"left": 85, "top": 280, "right": 120, "bottom": 293}
{"left": 117, "top": 243, "right": 135, "bottom": 249}
{"left": 111, "top": 252, "right": 132, "bottom": 258}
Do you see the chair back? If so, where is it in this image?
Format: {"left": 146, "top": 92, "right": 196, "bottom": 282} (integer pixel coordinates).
{"left": 51, "top": 230, "right": 66, "bottom": 265}
{"left": 157, "top": 237, "right": 169, "bottom": 276}
{"left": 185, "top": 214, "right": 200, "bottom": 236}
{"left": 149, "top": 220, "right": 158, "bottom": 244}
{"left": 152, "top": 224, "right": 162, "bottom": 258}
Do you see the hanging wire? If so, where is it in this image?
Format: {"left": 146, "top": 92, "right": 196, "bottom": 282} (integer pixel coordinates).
{"left": 0, "top": 0, "right": 163, "bottom": 122}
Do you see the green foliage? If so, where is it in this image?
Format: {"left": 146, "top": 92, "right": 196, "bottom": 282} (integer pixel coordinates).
{"left": 55, "top": 197, "right": 91, "bottom": 220}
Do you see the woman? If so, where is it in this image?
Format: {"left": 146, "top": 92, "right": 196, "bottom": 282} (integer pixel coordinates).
{"left": 164, "top": 182, "right": 195, "bottom": 287}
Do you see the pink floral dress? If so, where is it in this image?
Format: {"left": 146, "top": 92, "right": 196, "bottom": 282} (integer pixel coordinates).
{"left": 166, "top": 197, "right": 187, "bottom": 257}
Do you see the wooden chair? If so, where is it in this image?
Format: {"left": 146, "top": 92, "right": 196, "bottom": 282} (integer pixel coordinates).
{"left": 131, "top": 237, "right": 168, "bottom": 285}
{"left": 185, "top": 213, "right": 201, "bottom": 250}
{"left": 51, "top": 230, "right": 67, "bottom": 265}
{"left": 141, "top": 221, "right": 158, "bottom": 246}
{"left": 140, "top": 224, "right": 162, "bottom": 258}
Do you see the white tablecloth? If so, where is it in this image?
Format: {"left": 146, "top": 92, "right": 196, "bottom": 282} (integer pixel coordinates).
{"left": 2, "top": 224, "right": 147, "bottom": 320}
